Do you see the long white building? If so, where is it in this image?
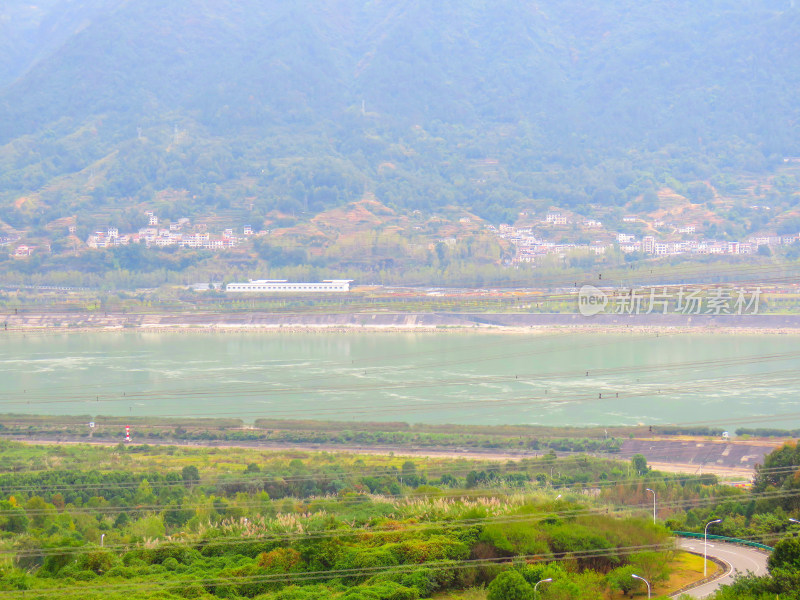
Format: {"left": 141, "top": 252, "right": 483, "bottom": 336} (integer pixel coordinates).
{"left": 226, "top": 279, "right": 353, "bottom": 293}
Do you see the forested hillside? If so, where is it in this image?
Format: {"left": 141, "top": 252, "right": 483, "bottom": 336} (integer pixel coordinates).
{"left": 1, "top": 0, "right": 800, "bottom": 284}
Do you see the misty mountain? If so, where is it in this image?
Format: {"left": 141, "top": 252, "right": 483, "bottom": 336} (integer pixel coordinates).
{"left": 1, "top": 0, "right": 799, "bottom": 229}
{"left": 0, "top": 0, "right": 113, "bottom": 88}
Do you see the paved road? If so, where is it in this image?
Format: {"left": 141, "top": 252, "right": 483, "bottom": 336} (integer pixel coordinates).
{"left": 672, "top": 539, "right": 769, "bottom": 598}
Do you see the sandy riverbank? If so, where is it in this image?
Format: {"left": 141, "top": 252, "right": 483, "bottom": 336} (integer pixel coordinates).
{"left": 4, "top": 310, "right": 800, "bottom": 334}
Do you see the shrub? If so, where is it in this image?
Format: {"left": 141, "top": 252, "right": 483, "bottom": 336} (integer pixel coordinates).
{"left": 606, "top": 564, "right": 640, "bottom": 595}
{"left": 81, "top": 549, "right": 118, "bottom": 574}
{"left": 486, "top": 570, "right": 534, "bottom": 600}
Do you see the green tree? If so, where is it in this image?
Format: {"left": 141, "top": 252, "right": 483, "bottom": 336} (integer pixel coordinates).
{"left": 606, "top": 564, "right": 640, "bottom": 596}
{"left": 630, "top": 551, "right": 671, "bottom": 586}
{"left": 24, "top": 495, "right": 55, "bottom": 529}
{"left": 114, "top": 511, "right": 130, "bottom": 528}
{"left": 487, "top": 570, "right": 534, "bottom": 600}
{"left": 0, "top": 500, "right": 29, "bottom": 533}
{"left": 134, "top": 479, "right": 156, "bottom": 505}
{"left": 631, "top": 454, "right": 650, "bottom": 476}
{"left": 81, "top": 549, "right": 117, "bottom": 575}
{"left": 182, "top": 465, "right": 200, "bottom": 486}
{"left": 401, "top": 461, "right": 421, "bottom": 487}
{"left": 130, "top": 515, "right": 166, "bottom": 539}
{"left": 754, "top": 442, "right": 800, "bottom": 491}
{"left": 767, "top": 537, "right": 800, "bottom": 593}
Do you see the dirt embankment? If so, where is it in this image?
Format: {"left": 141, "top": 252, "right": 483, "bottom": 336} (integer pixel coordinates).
{"left": 620, "top": 438, "right": 779, "bottom": 477}
{"left": 4, "top": 311, "right": 800, "bottom": 332}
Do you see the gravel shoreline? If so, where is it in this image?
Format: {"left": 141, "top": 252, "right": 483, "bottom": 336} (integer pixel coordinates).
{"left": 4, "top": 310, "right": 800, "bottom": 334}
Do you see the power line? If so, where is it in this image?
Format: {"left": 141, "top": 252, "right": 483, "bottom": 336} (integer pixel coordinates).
{"left": 0, "top": 507, "right": 793, "bottom": 597}
{"left": 3, "top": 487, "right": 796, "bottom": 560}
{"left": 0, "top": 461, "right": 795, "bottom": 523}
{"left": 0, "top": 542, "right": 679, "bottom": 597}
{"left": 15, "top": 333, "right": 794, "bottom": 403}
{"left": 4, "top": 352, "right": 798, "bottom": 418}
{"left": 0, "top": 432, "right": 778, "bottom": 497}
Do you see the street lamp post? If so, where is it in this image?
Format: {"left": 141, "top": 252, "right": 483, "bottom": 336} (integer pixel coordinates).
{"left": 789, "top": 518, "right": 800, "bottom": 535}
{"left": 704, "top": 518, "right": 722, "bottom": 576}
{"left": 534, "top": 578, "right": 552, "bottom": 597}
{"left": 631, "top": 574, "right": 651, "bottom": 599}
{"left": 646, "top": 488, "right": 656, "bottom": 524}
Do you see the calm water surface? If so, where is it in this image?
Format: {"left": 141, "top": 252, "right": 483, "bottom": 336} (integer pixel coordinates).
{"left": 1, "top": 330, "right": 798, "bottom": 430}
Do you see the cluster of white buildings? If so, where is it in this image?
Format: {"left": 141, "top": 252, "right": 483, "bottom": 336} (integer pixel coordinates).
{"left": 86, "top": 214, "right": 255, "bottom": 250}
{"left": 535, "top": 212, "right": 604, "bottom": 228}
{"left": 617, "top": 234, "right": 799, "bottom": 256}
{"left": 498, "top": 228, "right": 607, "bottom": 264}
{"left": 497, "top": 224, "right": 799, "bottom": 265}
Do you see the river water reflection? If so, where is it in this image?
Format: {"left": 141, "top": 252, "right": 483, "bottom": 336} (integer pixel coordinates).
{"left": 1, "top": 330, "right": 798, "bottom": 430}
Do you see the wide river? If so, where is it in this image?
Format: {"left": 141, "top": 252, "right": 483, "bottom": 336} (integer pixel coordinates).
{"left": 1, "top": 330, "right": 799, "bottom": 430}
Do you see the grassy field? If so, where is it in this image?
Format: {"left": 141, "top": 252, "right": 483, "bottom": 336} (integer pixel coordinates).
{"left": 653, "top": 551, "right": 714, "bottom": 597}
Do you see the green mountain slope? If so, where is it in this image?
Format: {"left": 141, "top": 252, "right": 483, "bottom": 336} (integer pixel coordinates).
{"left": 0, "top": 0, "right": 799, "bottom": 235}
{"left": 0, "top": 0, "right": 113, "bottom": 87}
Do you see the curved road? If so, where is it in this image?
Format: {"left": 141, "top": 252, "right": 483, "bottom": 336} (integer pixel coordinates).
{"left": 672, "top": 539, "right": 769, "bottom": 598}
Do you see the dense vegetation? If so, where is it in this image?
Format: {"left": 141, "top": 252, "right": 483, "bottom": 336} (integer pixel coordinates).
{"left": 3, "top": 255, "right": 800, "bottom": 310}
{"left": 737, "top": 427, "right": 800, "bottom": 438}
{"left": 0, "top": 440, "right": 672, "bottom": 599}
{"left": 0, "top": 438, "right": 798, "bottom": 598}
{"left": 0, "top": 415, "right": 626, "bottom": 456}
